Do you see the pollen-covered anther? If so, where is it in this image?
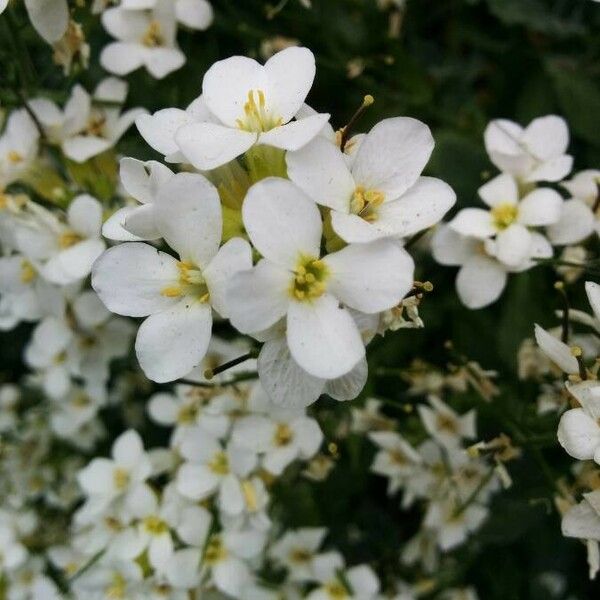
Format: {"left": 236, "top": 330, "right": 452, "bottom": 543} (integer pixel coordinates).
{"left": 290, "top": 255, "right": 329, "bottom": 301}
{"left": 351, "top": 186, "right": 385, "bottom": 222}
{"left": 58, "top": 230, "right": 83, "bottom": 249}
{"left": 141, "top": 20, "right": 165, "bottom": 47}
{"left": 161, "top": 260, "right": 210, "bottom": 301}
{"left": 235, "top": 89, "right": 283, "bottom": 132}
{"left": 491, "top": 202, "right": 518, "bottom": 230}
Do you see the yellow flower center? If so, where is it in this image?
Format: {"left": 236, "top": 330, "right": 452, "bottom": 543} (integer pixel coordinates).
{"left": 290, "top": 548, "right": 311, "bottom": 563}
{"left": 390, "top": 449, "right": 408, "bottom": 466}
{"left": 7, "top": 150, "right": 23, "bottom": 163}
{"left": 241, "top": 479, "right": 258, "bottom": 511}
{"left": 177, "top": 402, "right": 199, "bottom": 424}
{"left": 289, "top": 255, "right": 329, "bottom": 302}
{"left": 273, "top": 422, "right": 294, "bottom": 447}
{"left": 325, "top": 581, "right": 348, "bottom": 599}
{"left": 20, "top": 259, "right": 37, "bottom": 283}
{"left": 141, "top": 20, "right": 164, "bottom": 47}
{"left": 72, "top": 393, "right": 91, "bottom": 408}
{"left": 204, "top": 536, "right": 228, "bottom": 565}
{"left": 113, "top": 467, "right": 130, "bottom": 490}
{"left": 236, "top": 89, "right": 283, "bottom": 133}
{"left": 208, "top": 451, "right": 230, "bottom": 475}
{"left": 58, "top": 230, "right": 83, "bottom": 249}
{"left": 436, "top": 413, "right": 458, "bottom": 434}
{"left": 143, "top": 515, "right": 168, "bottom": 535}
{"left": 160, "top": 261, "right": 210, "bottom": 302}
{"left": 491, "top": 202, "right": 518, "bottom": 230}
{"left": 350, "top": 186, "right": 385, "bottom": 222}
{"left": 85, "top": 112, "right": 107, "bottom": 137}
{"left": 106, "top": 573, "right": 126, "bottom": 599}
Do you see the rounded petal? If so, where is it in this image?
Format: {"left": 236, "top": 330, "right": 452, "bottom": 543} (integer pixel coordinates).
{"left": 478, "top": 173, "right": 519, "bottom": 207}
{"left": 120, "top": 158, "right": 173, "bottom": 204}
{"left": 484, "top": 119, "right": 523, "bottom": 157}
{"left": 330, "top": 211, "right": 382, "bottom": 244}
{"left": 154, "top": 172, "right": 221, "bottom": 265}
{"left": 558, "top": 409, "right": 600, "bottom": 461}
{"left": 176, "top": 0, "right": 213, "bottom": 29}
{"left": 586, "top": 281, "right": 600, "bottom": 323}
{"left": 287, "top": 293, "right": 365, "bottom": 379}
{"left": 42, "top": 239, "right": 106, "bottom": 284}
{"left": 24, "top": 0, "right": 68, "bottom": 42}
{"left": 534, "top": 324, "right": 579, "bottom": 374}
{"left": 352, "top": 117, "right": 434, "bottom": 199}
{"left": 431, "top": 225, "right": 479, "bottom": 266}
{"left": 227, "top": 260, "right": 290, "bottom": 333}
{"left": 91, "top": 242, "right": 180, "bottom": 317}
{"left": 62, "top": 136, "right": 112, "bottom": 163}
{"left": 286, "top": 136, "right": 355, "bottom": 212}
{"left": 325, "top": 356, "right": 368, "bottom": 401}
{"left": 456, "top": 256, "right": 507, "bottom": 309}
{"left": 136, "top": 109, "right": 194, "bottom": 157}
{"left": 523, "top": 115, "right": 569, "bottom": 160}
{"left": 518, "top": 188, "right": 563, "bottom": 226}
{"left": 175, "top": 122, "right": 256, "bottom": 170}
{"left": 123, "top": 204, "right": 162, "bottom": 240}
{"left": 449, "top": 208, "right": 496, "bottom": 239}
{"left": 144, "top": 47, "right": 186, "bottom": 79}
{"left": 148, "top": 393, "right": 179, "bottom": 425}
{"left": 135, "top": 300, "right": 212, "bottom": 382}
{"left": 242, "top": 178, "right": 322, "bottom": 268}
{"left": 100, "top": 42, "right": 145, "bottom": 76}
{"left": 258, "top": 113, "right": 330, "bottom": 151}
{"left": 324, "top": 240, "right": 414, "bottom": 313}
{"left": 102, "top": 207, "right": 145, "bottom": 242}
{"left": 525, "top": 155, "right": 573, "bottom": 183}
{"left": 264, "top": 47, "right": 316, "bottom": 123}
{"left": 547, "top": 199, "right": 595, "bottom": 245}
{"left": 495, "top": 224, "right": 532, "bottom": 267}
{"left": 68, "top": 195, "right": 103, "bottom": 237}
{"left": 176, "top": 463, "right": 219, "bottom": 500}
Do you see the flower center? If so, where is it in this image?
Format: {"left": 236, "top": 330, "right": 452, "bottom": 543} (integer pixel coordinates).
{"left": 106, "top": 573, "right": 126, "bottom": 599}
{"left": 390, "top": 449, "right": 407, "bottom": 466}
{"left": 161, "top": 261, "right": 210, "bottom": 302}
{"left": 20, "top": 259, "right": 37, "bottom": 284}
{"left": 7, "top": 150, "right": 23, "bottom": 164}
{"left": 290, "top": 255, "right": 329, "bottom": 302}
{"left": 58, "top": 230, "right": 83, "bottom": 249}
{"left": 113, "top": 467, "right": 130, "bottom": 490}
{"left": 177, "top": 402, "right": 199, "bottom": 424}
{"left": 85, "top": 112, "right": 107, "bottom": 137}
{"left": 491, "top": 202, "right": 518, "bottom": 230}
{"left": 241, "top": 479, "right": 258, "bottom": 511}
{"left": 290, "top": 548, "right": 311, "bottom": 563}
{"left": 208, "top": 451, "right": 229, "bottom": 475}
{"left": 436, "top": 413, "right": 458, "bottom": 434}
{"left": 141, "top": 20, "right": 164, "bottom": 47}
{"left": 350, "top": 186, "right": 384, "bottom": 222}
{"left": 143, "top": 515, "right": 168, "bottom": 535}
{"left": 273, "top": 423, "right": 293, "bottom": 447}
{"left": 325, "top": 581, "right": 348, "bottom": 599}
{"left": 204, "top": 536, "right": 228, "bottom": 565}
{"left": 236, "top": 89, "right": 283, "bottom": 133}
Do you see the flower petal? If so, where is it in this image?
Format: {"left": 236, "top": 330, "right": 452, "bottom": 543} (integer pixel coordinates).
{"left": 449, "top": 208, "right": 496, "bottom": 239}
{"left": 456, "top": 256, "right": 507, "bottom": 309}
{"left": 258, "top": 113, "right": 330, "bottom": 151}
{"left": 478, "top": 173, "right": 518, "bottom": 207}
{"left": 518, "top": 188, "right": 563, "bottom": 226}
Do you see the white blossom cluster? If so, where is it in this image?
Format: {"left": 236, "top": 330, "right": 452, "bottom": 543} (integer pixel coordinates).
{"left": 432, "top": 116, "right": 599, "bottom": 309}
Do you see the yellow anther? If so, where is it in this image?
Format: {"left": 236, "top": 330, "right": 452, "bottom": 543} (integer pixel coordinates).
{"left": 571, "top": 346, "right": 583, "bottom": 357}
{"left": 350, "top": 186, "right": 385, "bottom": 222}
{"left": 141, "top": 20, "right": 164, "bottom": 47}
{"left": 236, "top": 89, "right": 283, "bottom": 132}
{"left": 324, "top": 581, "right": 348, "bottom": 599}
{"left": 58, "top": 230, "right": 83, "bottom": 249}
{"left": 7, "top": 150, "right": 23, "bottom": 163}
{"left": 160, "top": 285, "right": 183, "bottom": 298}
{"left": 20, "top": 260, "right": 37, "bottom": 283}
{"left": 143, "top": 515, "right": 168, "bottom": 535}
{"left": 289, "top": 255, "right": 329, "bottom": 302}
{"left": 113, "top": 468, "right": 130, "bottom": 490}
{"left": 162, "top": 261, "right": 210, "bottom": 301}
{"left": 204, "top": 536, "right": 228, "bottom": 565}
{"left": 363, "top": 94, "right": 375, "bottom": 106}
{"left": 177, "top": 403, "right": 199, "bottom": 424}
{"left": 274, "top": 423, "right": 293, "bottom": 447}
{"left": 208, "top": 451, "right": 229, "bottom": 475}
{"left": 241, "top": 480, "right": 258, "bottom": 511}
{"left": 491, "top": 202, "right": 518, "bottom": 230}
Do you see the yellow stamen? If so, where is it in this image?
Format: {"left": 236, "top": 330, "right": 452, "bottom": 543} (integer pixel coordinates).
{"left": 350, "top": 186, "right": 385, "bottom": 222}
{"left": 141, "top": 20, "right": 164, "bottom": 47}
{"left": 20, "top": 259, "right": 37, "bottom": 283}
{"left": 7, "top": 150, "right": 23, "bottom": 163}
{"left": 289, "top": 255, "right": 329, "bottom": 302}
{"left": 325, "top": 581, "right": 348, "bottom": 599}
{"left": 241, "top": 480, "right": 258, "bottom": 511}
{"left": 143, "top": 515, "right": 168, "bottom": 535}
{"left": 274, "top": 423, "right": 293, "bottom": 447}
{"left": 208, "top": 451, "right": 229, "bottom": 475}
{"left": 491, "top": 202, "right": 518, "bottom": 230}
{"left": 113, "top": 467, "right": 130, "bottom": 490}
{"left": 58, "top": 231, "right": 83, "bottom": 249}
{"left": 204, "top": 536, "right": 228, "bottom": 565}
{"left": 235, "top": 89, "right": 283, "bottom": 132}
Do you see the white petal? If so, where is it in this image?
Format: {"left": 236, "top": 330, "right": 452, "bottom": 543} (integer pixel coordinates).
{"left": 100, "top": 42, "right": 145, "bottom": 76}
{"left": 257, "top": 337, "right": 324, "bottom": 408}
{"left": 144, "top": 47, "right": 186, "bottom": 79}
{"left": 203, "top": 238, "right": 253, "bottom": 317}
{"left": 148, "top": 393, "right": 179, "bottom": 425}
{"left": 547, "top": 199, "right": 595, "bottom": 245}
{"left": 154, "top": 172, "right": 222, "bottom": 265}
{"left": 324, "top": 240, "right": 414, "bottom": 313}
{"left": 431, "top": 225, "right": 479, "bottom": 266}
{"left": 42, "top": 239, "right": 106, "bottom": 284}
{"left": 330, "top": 211, "right": 382, "bottom": 243}
{"left": 562, "top": 500, "right": 600, "bottom": 541}
{"left": 558, "top": 409, "right": 600, "bottom": 461}
{"left": 376, "top": 176, "right": 456, "bottom": 238}
{"left": 113, "top": 429, "right": 145, "bottom": 467}
{"left": 518, "top": 188, "right": 563, "bottom": 226}
{"left": 484, "top": 119, "right": 523, "bottom": 157}
{"left": 449, "top": 208, "right": 496, "bottom": 239}
{"left": 242, "top": 178, "right": 322, "bottom": 268}
{"left": 586, "top": 282, "right": 600, "bottom": 323}
{"left": 478, "top": 173, "right": 519, "bottom": 207}
{"left": 352, "top": 117, "right": 434, "bottom": 199}
{"left": 175, "top": 122, "right": 256, "bottom": 170}
{"left": 227, "top": 260, "right": 290, "bottom": 333}
{"left": 135, "top": 300, "right": 212, "bottom": 382}
{"left": 534, "top": 324, "right": 579, "bottom": 374}
{"left": 102, "top": 207, "right": 145, "bottom": 242}
{"left": 176, "top": 463, "right": 219, "bottom": 500}
{"left": 456, "top": 256, "right": 507, "bottom": 309}
{"left": 258, "top": 113, "right": 330, "bottom": 151}
{"left": 124, "top": 204, "right": 162, "bottom": 240}
{"left": 286, "top": 136, "right": 355, "bottom": 212}
{"left": 24, "top": 0, "right": 68, "bottom": 42}
{"left": 525, "top": 155, "right": 573, "bottom": 183}
{"left": 120, "top": 158, "right": 173, "bottom": 204}
{"left": 176, "top": 0, "right": 213, "bottom": 29}
{"left": 62, "top": 136, "right": 112, "bottom": 163}
{"left": 68, "top": 195, "right": 103, "bottom": 237}
{"left": 495, "top": 223, "right": 532, "bottom": 267}
{"left": 287, "top": 294, "right": 364, "bottom": 378}
{"left": 523, "top": 115, "right": 569, "bottom": 160}
{"left": 325, "top": 357, "right": 368, "bottom": 401}
{"left": 91, "top": 242, "right": 180, "bottom": 317}
{"left": 264, "top": 46, "right": 316, "bottom": 123}
{"left": 136, "top": 109, "right": 194, "bottom": 157}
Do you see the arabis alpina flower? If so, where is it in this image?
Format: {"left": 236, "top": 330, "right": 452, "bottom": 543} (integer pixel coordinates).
{"left": 101, "top": 1, "right": 186, "bottom": 79}
{"left": 119, "top": 0, "right": 214, "bottom": 31}
{"left": 102, "top": 158, "right": 173, "bottom": 242}
{"left": 0, "top": 110, "right": 39, "bottom": 189}
{"left": 449, "top": 173, "right": 562, "bottom": 267}
{"left": 418, "top": 395, "right": 476, "bottom": 448}
{"left": 287, "top": 117, "right": 455, "bottom": 243}
{"left": 484, "top": 115, "right": 573, "bottom": 182}
{"left": 558, "top": 381, "right": 600, "bottom": 463}
{"left": 227, "top": 178, "right": 414, "bottom": 379}
{"left": 369, "top": 431, "right": 422, "bottom": 493}
{"left": 92, "top": 172, "right": 252, "bottom": 382}
{"left": 76, "top": 430, "right": 152, "bottom": 521}
{"left": 268, "top": 527, "right": 327, "bottom": 582}
{"left": 175, "top": 47, "right": 330, "bottom": 170}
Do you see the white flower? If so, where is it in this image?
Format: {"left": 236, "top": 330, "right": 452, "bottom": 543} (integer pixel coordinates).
{"left": 101, "top": 0, "right": 186, "bottom": 79}
{"left": 557, "top": 380, "right": 600, "bottom": 463}
{"left": 102, "top": 158, "right": 174, "bottom": 242}
{"left": 431, "top": 224, "right": 551, "bottom": 309}
{"left": 120, "top": 0, "right": 214, "bottom": 30}
{"left": 0, "top": 109, "right": 39, "bottom": 189}
{"left": 92, "top": 172, "right": 252, "bottom": 382}
{"left": 227, "top": 177, "right": 414, "bottom": 379}
{"left": 76, "top": 430, "right": 152, "bottom": 522}
{"left": 268, "top": 528, "right": 327, "bottom": 582}
{"left": 31, "top": 78, "right": 145, "bottom": 163}
{"left": 0, "top": 523, "right": 27, "bottom": 574}
{"left": 418, "top": 395, "right": 476, "bottom": 448}
{"left": 484, "top": 115, "right": 573, "bottom": 182}
{"left": 175, "top": 47, "right": 330, "bottom": 169}
{"left": 449, "top": 173, "right": 562, "bottom": 267}
{"left": 287, "top": 117, "right": 455, "bottom": 243}
{"left": 175, "top": 427, "right": 257, "bottom": 515}
{"left": 306, "top": 553, "right": 380, "bottom": 600}
{"left": 232, "top": 407, "right": 323, "bottom": 475}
